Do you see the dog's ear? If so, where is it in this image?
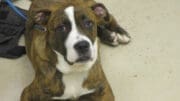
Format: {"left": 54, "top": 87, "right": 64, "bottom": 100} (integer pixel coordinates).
{"left": 34, "top": 10, "right": 51, "bottom": 25}
{"left": 91, "top": 3, "right": 110, "bottom": 21}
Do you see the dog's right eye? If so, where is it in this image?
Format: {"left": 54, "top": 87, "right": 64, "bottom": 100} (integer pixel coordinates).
{"left": 57, "top": 24, "right": 67, "bottom": 32}
{"left": 56, "top": 23, "right": 71, "bottom": 33}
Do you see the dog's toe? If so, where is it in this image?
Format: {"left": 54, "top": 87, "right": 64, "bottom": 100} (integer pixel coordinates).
{"left": 110, "top": 32, "right": 131, "bottom": 46}
{"left": 117, "top": 34, "right": 131, "bottom": 44}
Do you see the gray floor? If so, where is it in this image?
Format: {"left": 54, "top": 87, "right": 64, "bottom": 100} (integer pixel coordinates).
{"left": 0, "top": 0, "right": 180, "bottom": 101}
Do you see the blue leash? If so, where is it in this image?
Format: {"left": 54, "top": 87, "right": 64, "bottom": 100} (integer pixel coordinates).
{"left": 3, "top": 0, "right": 47, "bottom": 31}
{"left": 5, "top": 0, "right": 27, "bottom": 20}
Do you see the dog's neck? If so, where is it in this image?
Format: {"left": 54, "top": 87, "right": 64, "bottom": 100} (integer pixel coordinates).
{"left": 52, "top": 71, "right": 95, "bottom": 100}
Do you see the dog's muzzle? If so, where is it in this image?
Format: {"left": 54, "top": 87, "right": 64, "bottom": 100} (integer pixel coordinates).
{"left": 74, "top": 40, "right": 92, "bottom": 62}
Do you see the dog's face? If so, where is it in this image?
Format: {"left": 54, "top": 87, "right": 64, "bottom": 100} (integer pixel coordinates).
{"left": 53, "top": 6, "right": 98, "bottom": 64}
{"left": 33, "top": 4, "right": 100, "bottom": 73}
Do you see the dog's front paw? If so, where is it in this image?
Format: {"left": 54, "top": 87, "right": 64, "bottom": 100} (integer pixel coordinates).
{"left": 110, "top": 32, "right": 131, "bottom": 46}
{"left": 97, "top": 25, "right": 131, "bottom": 47}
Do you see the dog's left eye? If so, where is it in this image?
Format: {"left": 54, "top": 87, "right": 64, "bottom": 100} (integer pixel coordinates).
{"left": 84, "top": 20, "right": 93, "bottom": 28}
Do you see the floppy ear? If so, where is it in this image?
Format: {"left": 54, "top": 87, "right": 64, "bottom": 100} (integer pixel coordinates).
{"left": 91, "top": 3, "right": 110, "bottom": 21}
{"left": 33, "top": 10, "right": 51, "bottom": 25}
{"left": 26, "top": 10, "right": 52, "bottom": 62}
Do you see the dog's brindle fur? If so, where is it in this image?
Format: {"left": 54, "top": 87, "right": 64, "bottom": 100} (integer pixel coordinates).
{"left": 21, "top": 0, "right": 130, "bottom": 101}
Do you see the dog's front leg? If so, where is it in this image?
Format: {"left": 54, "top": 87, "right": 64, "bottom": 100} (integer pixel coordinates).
{"left": 92, "top": 3, "right": 131, "bottom": 46}
{"left": 21, "top": 76, "right": 63, "bottom": 101}
{"left": 97, "top": 17, "right": 131, "bottom": 46}
{"left": 21, "top": 85, "right": 43, "bottom": 101}
{"left": 21, "top": 86, "right": 49, "bottom": 101}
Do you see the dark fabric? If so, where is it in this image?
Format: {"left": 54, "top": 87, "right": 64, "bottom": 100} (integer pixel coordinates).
{"left": 0, "top": 1, "right": 26, "bottom": 59}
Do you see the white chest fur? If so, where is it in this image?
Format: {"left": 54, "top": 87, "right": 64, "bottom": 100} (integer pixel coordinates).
{"left": 52, "top": 72, "right": 95, "bottom": 100}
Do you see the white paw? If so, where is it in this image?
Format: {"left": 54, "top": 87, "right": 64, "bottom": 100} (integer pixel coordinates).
{"left": 111, "top": 32, "right": 131, "bottom": 46}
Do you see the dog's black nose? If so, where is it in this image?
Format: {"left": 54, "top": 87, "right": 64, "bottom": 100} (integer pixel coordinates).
{"left": 74, "top": 40, "right": 90, "bottom": 53}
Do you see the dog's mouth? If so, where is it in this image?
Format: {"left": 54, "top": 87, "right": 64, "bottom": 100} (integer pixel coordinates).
{"left": 76, "top": 55, "right": 92, "bottom": 63}
{"left": 76, "top": 51, "right": 93, "bottom": 63}
{"left": 66, "top": 54, "right": 92, "bottom": 65}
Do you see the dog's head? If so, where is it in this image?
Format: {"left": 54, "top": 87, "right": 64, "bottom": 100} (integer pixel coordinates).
{"left": 27, "top": 1, "right": 108, "bottom": 74}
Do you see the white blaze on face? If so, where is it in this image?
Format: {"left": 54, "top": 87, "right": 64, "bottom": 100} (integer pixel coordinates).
{"left": 55, "top": 6, "right": 98, "bottom": 74}
{"left": 64, "top": 6, "right": 96, "bottom": 63}
{"left": 64, "top": 6, "right": 92, "bottom": 63}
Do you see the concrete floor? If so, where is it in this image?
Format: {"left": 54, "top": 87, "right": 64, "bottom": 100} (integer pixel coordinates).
{"left": 0, "top": 0, "right": 180, "bottom": 101}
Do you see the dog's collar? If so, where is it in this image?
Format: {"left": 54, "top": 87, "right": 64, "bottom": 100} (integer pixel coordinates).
{"left": 33, "top": 24, "right": 47, "bottom": 32}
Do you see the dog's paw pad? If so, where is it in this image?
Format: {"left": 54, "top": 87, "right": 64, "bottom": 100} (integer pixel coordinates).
{"left": 110, "top": 32, "right": 131, "bottom": 46}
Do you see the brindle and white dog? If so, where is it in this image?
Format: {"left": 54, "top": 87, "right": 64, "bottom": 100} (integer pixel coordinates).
{"left": 21, "top": 0, "right": 130, "bottom": 101}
